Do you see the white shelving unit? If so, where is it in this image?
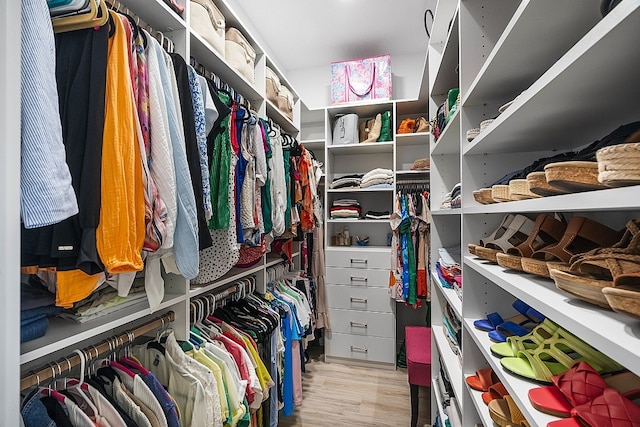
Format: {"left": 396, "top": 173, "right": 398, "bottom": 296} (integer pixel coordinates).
{"left": 15, "top": 1, "right": 308, "bottom": 416}
{"left": 429, "top": 1, "right": 640, "bottom": 425}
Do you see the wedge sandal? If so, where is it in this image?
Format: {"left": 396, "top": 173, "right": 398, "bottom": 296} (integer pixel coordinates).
{"left": 500, "top": 325, "right": 623, "bottom": 384}
{"left": 528, "top": 361, "right": 640, "bottom": 418}
{"left": 475, "top": 214, "right": 536, "bottom": 263}
{"left": 488, "top": 395, "right": 531, "bottom": 427}
{"left": 497, "top": 213, "right": 567, "bottom": 272}
{"left": 520, "top": 216, "right": 619, "bottom": 278}
{"left": 603, "top": 272, "right": 640, "bottom": 319}
{"left": 551, "top": 219, "right": 640, "bottom": 308}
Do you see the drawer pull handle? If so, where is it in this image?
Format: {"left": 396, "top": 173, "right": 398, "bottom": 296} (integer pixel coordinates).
{"left": 350, "top": 297, "right": 368, "bottom": 304}
{"left": 350, "top": 346, "right": 368, "bottom": 353}
{"left": 350, "top": 276, "right": 368, "bottom": 282}
{"left": 350, "top": 322, "right": 368, "bottom": 328}
{"left": 350, "top": 258, "right": 368, "bottom": 264}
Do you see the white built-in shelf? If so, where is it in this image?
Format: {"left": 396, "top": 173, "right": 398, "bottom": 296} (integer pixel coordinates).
{"left": 396, "top": 132, "right": 432, "bottom": 146}
{"left": 430, "top": 10, "right": 459, "bottom": 97}
{"left": 433, "top": 378, "right": 450, "bottom": 425}
{"left": 464, "top": 319, "right": 559, "bottom": 427}
{"left": 432, "top": 270, "right": 462, "bottom": 319}
{"left": 431, "top": 2, "right": 459, "bottom": 48}
{"left": 465, "top": 255, "right": 640, "bottom": 376}
{"left": 431, "top": 110, "right": 460, "bottom": 155}
{"left": 20, "top": 292, "right": 185, "bottom": 364}
{"left": 463, "top": 0, "right": 601, "bottom": 107}
{"left": 327, "top": 141, "right": 394, "bottom": 155}
{"left": 327, "top": 219, "right": 390, "bottom": 224}
{"left": 464, "top": 2, "right": 640, "bottom": 155}
{"left": 431, "top": 208, "right": 462, "bottom": 216}
{"left": 326, "top": 245, "right": 390, "bottom": 252}
{"left": 265, "top": 99, "right": 298, "bottom": 134}
{"left": 189, "top": 29, "right": 262, "bottom": 103}
{"left": 327, "top": 187, "right": 394, "bottom": 193}
{"left": 265, "top": 252, "right": 298, "bottom": 268}
{"left": 124, "top": 0, "right": 186, "bottom": 32}
{"left": 190, "top": 264, "right": 265, "bottom": 298}
{"left": 464, "top": 185, "right": 640, "bottom": 214}
{"left": 396, "top": 170, "right": 431, "bottom": 176}
{"left": 300, "top": 138, "right": 325, "bottom": 151}
{"left": 466, "top": 383, "right": 494, "bottom": 427}
{"left": 433, "top": 325, "right": 463, "bottom": 401}
{"left": 326, "top": 100, "right": 395, "bottom": 119}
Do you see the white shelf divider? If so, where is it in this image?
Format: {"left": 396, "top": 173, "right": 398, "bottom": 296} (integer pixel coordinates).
{"left": 464, "top": 255, "right": 640, "bottom": 376}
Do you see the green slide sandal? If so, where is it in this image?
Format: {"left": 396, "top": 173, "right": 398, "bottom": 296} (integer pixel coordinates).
{"left": 490, "top": 318, "right": 563, "bottom": 358}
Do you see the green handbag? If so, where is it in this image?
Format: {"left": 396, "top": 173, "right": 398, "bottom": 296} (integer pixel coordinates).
{"left": 377, "top": 110, "right": 393, "bottom": 142}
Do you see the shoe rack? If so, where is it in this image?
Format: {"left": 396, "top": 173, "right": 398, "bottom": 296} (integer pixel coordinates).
{"left": 428, "top": 1, "right": 640, "bottom": 426}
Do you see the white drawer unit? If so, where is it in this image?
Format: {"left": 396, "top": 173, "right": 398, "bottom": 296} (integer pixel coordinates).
{"left": 326, "top": 284, "right": 394, "bottom": 313}
{"left": 328, "top": 309, "right": 395, "bottom": 338}
{"left": 326, "top": 267, "right": 389, "bottom": 288}
{"left": 325, "top": 332, "right": 396, "bottom": 364}
{"left": 325, "top": 248, "right": 391, "bottom": 269}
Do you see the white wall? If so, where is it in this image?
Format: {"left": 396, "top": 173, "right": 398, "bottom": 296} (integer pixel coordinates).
{"left": 287, "top": 51, "right": 428, "bottom": 110}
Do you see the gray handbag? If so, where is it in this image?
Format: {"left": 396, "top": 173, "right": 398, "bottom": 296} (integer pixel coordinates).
{"left": 332, "top": 113, "right": 359, "bottom": 145}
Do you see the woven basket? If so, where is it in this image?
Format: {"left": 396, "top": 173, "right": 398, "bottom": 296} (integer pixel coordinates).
{"left": 491, "top": 185, "right": 511, "bottom": 202}
{"left": 466, "top": 128, "right": 480, "bottom": 142}
{"left": 596, "top": 142, "right": 640, "bottom": 187}
{"left": 473, "top": 188, "right": 496, "bottom": 204}
{"left": 544, "top": 161, "right": 608, "bottom": 193}
{"left": 526, "top": 171, "right": 567, "bottom": 197}
{"left": 509, "top": 179, "right": 542, "bottom": 200}
{"left": 480, "top": 119, "right": 495, "bottom": 132}
{"left": 498, "top": 100, "right": 514, "bottom": 114}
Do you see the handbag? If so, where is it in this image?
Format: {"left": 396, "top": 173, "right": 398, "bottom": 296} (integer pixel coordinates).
{"left": 235, "top": 236, "right": 267, "bottom": 268}
{"left": 276, "top": 85, "right": 294, "bottom": 121}
{"left": 265, "top": 66, "right": 281, "bottom": 105}
{"left": 190, "top": 0, "right": 225, "bottom": 57}
{"left": 330, "top": 54, "right": 392, "bottom": 104}
{"left": 225, "top": 27, "right": 256, "bottom": 83}
{"left": 332, "top": 113, "right": 359, "bottom": 145}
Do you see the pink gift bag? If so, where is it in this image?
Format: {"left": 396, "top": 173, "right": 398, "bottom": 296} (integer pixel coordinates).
{"left": 330, "top": 54, "right": 392, "bottom": 104}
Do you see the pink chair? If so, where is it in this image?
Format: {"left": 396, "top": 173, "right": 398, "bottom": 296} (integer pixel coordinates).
{"left": 405, "top": 326, "right": 432, "bottom": 427}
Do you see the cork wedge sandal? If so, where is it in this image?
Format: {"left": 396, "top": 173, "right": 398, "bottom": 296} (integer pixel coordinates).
{"left": 475, "top": 214, "right": 536, "bottom": 263}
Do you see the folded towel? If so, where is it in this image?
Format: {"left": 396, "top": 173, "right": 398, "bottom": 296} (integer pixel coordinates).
{"left": 361, "top": 177, "right": 394, "bottom": 188}
{"left": 362, "top": 168, "right": 393, "bottom": 180}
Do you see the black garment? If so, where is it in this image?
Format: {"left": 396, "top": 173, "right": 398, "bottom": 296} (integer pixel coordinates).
{"left": 86, "top": 377, "right": 140, "bottom": 427}
{"left": 22, "top": 23, "right": 109, "bottom": 274}
{"left": 170, "top": 53, "right": 213, "bottom": 250}
{"left": 40, "top": 396, "right": 74, "bottom": 427}
{"left": 206, "top": 80, "right": 232, "bottom": 163}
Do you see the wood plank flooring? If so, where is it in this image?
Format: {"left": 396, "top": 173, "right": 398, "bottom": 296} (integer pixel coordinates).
{"left": 278, "top": 347, "right": 431, "bottom": 426}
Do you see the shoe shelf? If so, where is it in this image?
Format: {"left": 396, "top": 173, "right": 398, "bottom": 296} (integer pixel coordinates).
{"left": 465, "top": 382, "right": 494, "bottom": 427}
{"left": 464, "top": 255, "right": 640, "bottom": 376}
{"left": 21, "top": 292, "right": 186, "bottom": 364}
{"left": 464, "top": 185, "right": 640, "bottom": 214}
{"left": 462, "top": 0, "right": 601, "bottom": 107}
{"left": 432, "top": 269, "right": 462, "bottom": 319}
{"left": 430, "top": 8, "right": 460, "bottom": 97}
{"left": 431, "top": 109, "right": 460, "bottom": 156}
{"left": 463, "top": 2, "right": 640, "bottom": 156}
{"left": 432, "top": 378, "right": 450, "bottom": 425}
{"left": 433, "top": 324, "right": 464, "bottom": 402}
{"left": 122, "top": 0, "right": 187, "bottom": 32}
{"left": 326, "top": 141, "right": 394, "bottom": 155}
{"left": 464, "top": 319, "right": 560, "bottom": 427}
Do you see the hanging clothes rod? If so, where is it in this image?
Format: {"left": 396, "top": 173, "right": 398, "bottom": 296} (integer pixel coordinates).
{"left": 20, "top": 311, "right": 175, "bottom": 391}
{"left": 105, "top": 0, "right": 175, "bottom": 52}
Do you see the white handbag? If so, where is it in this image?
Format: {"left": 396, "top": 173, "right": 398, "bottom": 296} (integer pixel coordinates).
{"left": 276, "top": 85, "right": 294, "bottom": 121}
{"left": 190, "top": 0, "right": 225, "bottom": 57}
{"left": 332, "top": 114, "right": 359, "bottom": 145}
{"left": 225, "top": 27, "right": 256, "bottom": 83}
{"left": 265, "top": 66, "right": 281, "bottom": 105}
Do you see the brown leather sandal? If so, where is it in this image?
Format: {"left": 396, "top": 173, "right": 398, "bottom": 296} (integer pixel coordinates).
{"left": 551, "top": 219, "right": 640, "bottom": 308}
{"left": 520, "top": 216, "right": 620, "bottom": 278}
{"left": 496, "top": 213, "right": 567, "bottom": 272}
{"left": 475, "top": 214, "right": 536, "bottom": 263}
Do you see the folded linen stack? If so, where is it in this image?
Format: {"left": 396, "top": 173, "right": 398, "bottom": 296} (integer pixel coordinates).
{"left": 21, "top": 275, "right": 62, "bottom": 343}
{"left": 329, "top": 173, "right": 363, "bottom": 189}
{"left": 364, "top": 210, "right": 390, "bottom": 220}
{"left": 330, "top": 199, "right": 361, "bottom": 219}
{"left": 435, "top": 246, "right": 462, "bottom": 299}
{"left": 360, "top": 168, "right": 394, "bottom": 189}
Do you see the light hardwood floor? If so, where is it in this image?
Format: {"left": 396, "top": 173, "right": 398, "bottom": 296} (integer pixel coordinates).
{"left": 278, "top": 347, "right": 431, "bottom": 427}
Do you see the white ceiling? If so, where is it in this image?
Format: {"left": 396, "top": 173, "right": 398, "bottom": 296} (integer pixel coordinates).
{"left": 234, "top": 0, "right": 434, "bottom": 72}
